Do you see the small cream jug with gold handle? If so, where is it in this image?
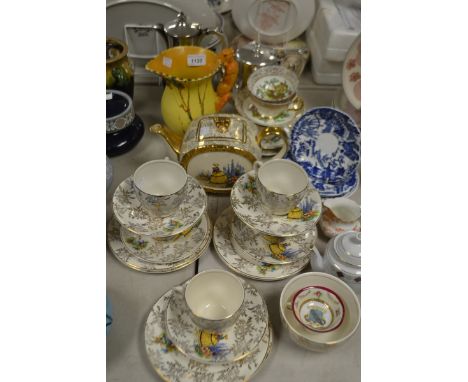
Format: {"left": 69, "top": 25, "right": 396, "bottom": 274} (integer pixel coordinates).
{"left": 150, "top": 114, "right": 288, "bottom": 194}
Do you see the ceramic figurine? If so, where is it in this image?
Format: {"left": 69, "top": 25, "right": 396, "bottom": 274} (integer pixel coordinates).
{"left": 106, "top": 37, "right": 134, "bottom": 98}
{"left": 150, "top": 114, "right": 288, "bottom": 194}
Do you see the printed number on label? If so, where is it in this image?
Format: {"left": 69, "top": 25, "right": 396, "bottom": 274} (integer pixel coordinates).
{"left": 187, "top": 54, "right": 206, "bottom": 66}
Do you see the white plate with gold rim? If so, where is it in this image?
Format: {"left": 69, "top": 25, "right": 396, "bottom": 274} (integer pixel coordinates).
{"left": 145, "top": 289, "right": 273, "bottom": 382}
{"left": 113, "top": 175, "right": 207, "bottom": 237}
{"left": 120, "top": 214, "right": 210, "bottom": 264}
{"left": 230, "top": 213, "right": 316, "bottom": 265}
{"left": 107, "top": 216, "right": 211, "bottom": 273}
{"left": 230, "top": 171, "right": 322, "bottom": 237}
{"left": 234, "top": 87, "right": 304, "bottom": 128}
{"left": 214, "top": 208, "right": 309, "bottom": 281}
{"left": 165, "top": 280, "right": 268, "bottom": 364}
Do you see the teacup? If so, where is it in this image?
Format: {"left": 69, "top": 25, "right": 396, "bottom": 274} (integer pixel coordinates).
{"left": 133, "top": 158, "right": 187, "bottom": 217}
{"left": 247, "top": 65, "right": 299, "bottom": 105}
{"left": 255, "top": 159, "right": 309, "bottom": 215}
{"left": 184, "top": 269, "right": 245, "bottom": 331}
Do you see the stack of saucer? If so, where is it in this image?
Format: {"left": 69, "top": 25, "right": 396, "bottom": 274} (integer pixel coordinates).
{"left": 289, "top": 107, "right": 361, "bottom": 198}
{"left": 144, "top": 270, "right": 273, "bottom": 381}
{"left": 233, "top": 65, "right": 304, "bottom": 157}
{"left": 107, "top": 159, "right": 210, "bottom": 273}
{"left": 214, "top": 159, "right": 322, "bottom": 281}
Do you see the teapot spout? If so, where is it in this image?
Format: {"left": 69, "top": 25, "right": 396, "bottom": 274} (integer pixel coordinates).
{"left": 149, "top": 123, "right": 182, "bottom": 156}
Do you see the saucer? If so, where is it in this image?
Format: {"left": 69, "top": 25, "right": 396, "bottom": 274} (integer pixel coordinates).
{"left": 120, "top": 214, "right": 210, "bottom": 265}
{"left": 230, "top": 213, "right": 316, "bottom": 265}
{"left": 106, "top": 114, "right": 144, "bottom": 157}
{"left": 234, "top": 88, "right": 304, "bottom": 128}
{"left": 214, "top": 208, "right": 310, "bottom": 281}
{"left": 291, "top": 286, "right": 345, "bottom": 333}
{"left": 145, "top": 290, "right": 273, "bottom": 382}
{"left": 231, "top": 171, "right": 322, "bottom": 237}
{"left": 107, "top": 216, "right": 211, "bottom": 273}
{"left": 311, "top": 170, "right": 360, "bottom": 199}
{"left": 343, "top": 36, "right": 361, "bottom": 110}
{"left": 113, "top": 175, "right": 207, "bottom": 237}
{"left": 165, "top": 281, "right": 268, "bottom": 364}
{"left": 290, "top": 107, "right": 360, "bottom": 183}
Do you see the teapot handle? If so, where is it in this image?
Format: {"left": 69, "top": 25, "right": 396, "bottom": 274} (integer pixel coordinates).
{"left": 200, "top": 28, "right": 228, "bottom": 50}
{"left": 256, "top": 126, "right": 289, "bottom": 159}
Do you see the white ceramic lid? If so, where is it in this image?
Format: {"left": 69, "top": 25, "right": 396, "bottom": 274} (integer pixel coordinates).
{"left": 333, "top": 231, "right": 361, "bottom": 267}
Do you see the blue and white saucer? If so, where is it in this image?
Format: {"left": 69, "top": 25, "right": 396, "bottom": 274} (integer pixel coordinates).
{"left": 290, "top": 107, "right": 360, "bottom": 184}
{"left": 284, "top": 152, "right": 359, "bottom": 199}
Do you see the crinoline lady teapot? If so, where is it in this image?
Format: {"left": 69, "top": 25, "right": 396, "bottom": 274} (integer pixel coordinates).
{"left": 150, "top": 114, "right": 288, "bottom": 194}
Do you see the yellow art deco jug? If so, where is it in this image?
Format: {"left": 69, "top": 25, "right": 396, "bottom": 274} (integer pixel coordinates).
{"left": 146, "top": 46, "right": 237, "bottom": 136}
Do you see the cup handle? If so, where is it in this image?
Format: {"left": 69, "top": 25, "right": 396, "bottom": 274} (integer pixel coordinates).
{"left": 253, "top": 160, "right": 263, "bottom": 176}
{"left": 256, "top": 126, "right": 289, "bottom": 159}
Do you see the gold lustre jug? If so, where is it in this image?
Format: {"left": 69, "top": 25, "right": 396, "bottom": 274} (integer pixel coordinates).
{"left": 146, "top": 46, "right": 238, "bottom": 136}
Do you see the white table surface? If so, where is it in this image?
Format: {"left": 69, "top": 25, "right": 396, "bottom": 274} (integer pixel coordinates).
{"left": 107, "top": 81, "right": 361, "bottom": 382}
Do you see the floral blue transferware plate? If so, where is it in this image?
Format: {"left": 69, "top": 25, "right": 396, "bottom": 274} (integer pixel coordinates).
{"left": 290, "top": 107, "right": 360, "bottom": 183}
{"left": 284, "top": 152, "right": 359, "bottom": 199}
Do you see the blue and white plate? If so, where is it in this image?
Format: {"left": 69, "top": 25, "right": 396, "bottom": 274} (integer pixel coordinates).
{"left": 312, "top": 170, "right": 359, "bottom": 199}
{"left": 290, "top": 107, "right": 360, "bottom": 183}
{"left": 284, "top": 152, "right": 359, "bottom": 199}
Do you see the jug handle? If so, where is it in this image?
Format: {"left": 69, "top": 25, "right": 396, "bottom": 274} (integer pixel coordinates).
{"left": 215, "top": 48, "right": 239, "bottom": 112}
{"left": 149, "top": 123, "right": 182, "bottom": 156}
{"left": 256, "top": 127, "right": 289, "bottom": 160}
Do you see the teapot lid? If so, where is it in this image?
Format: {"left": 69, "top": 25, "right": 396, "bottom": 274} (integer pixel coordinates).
{"left": 333, "top": 231, "right": 361, "bottom": 267}
{"left": 235, "top": 41, "right": 279, "bottom": 66}
{"left": 164, "top": 12, "right": 200, "bottom": 39}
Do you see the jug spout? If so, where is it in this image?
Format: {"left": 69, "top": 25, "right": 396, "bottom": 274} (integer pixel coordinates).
{"left": 149, "top": 123, "right": 182, "bottom": 156}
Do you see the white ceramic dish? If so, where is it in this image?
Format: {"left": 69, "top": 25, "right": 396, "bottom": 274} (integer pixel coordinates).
{"left": 280, "top": 272, "right": 360, "bottom": 351}
{"left": 107, "top": 215, "right": 211, "bottom": 273}
{"left": 232, "top": 0, "right": 315, "bottom": 45}
{"left": 145, "top": 289, "right": 273, "bottom": 382}
{"left": 291, "top": 285, "right": 345, "bottom": 332}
